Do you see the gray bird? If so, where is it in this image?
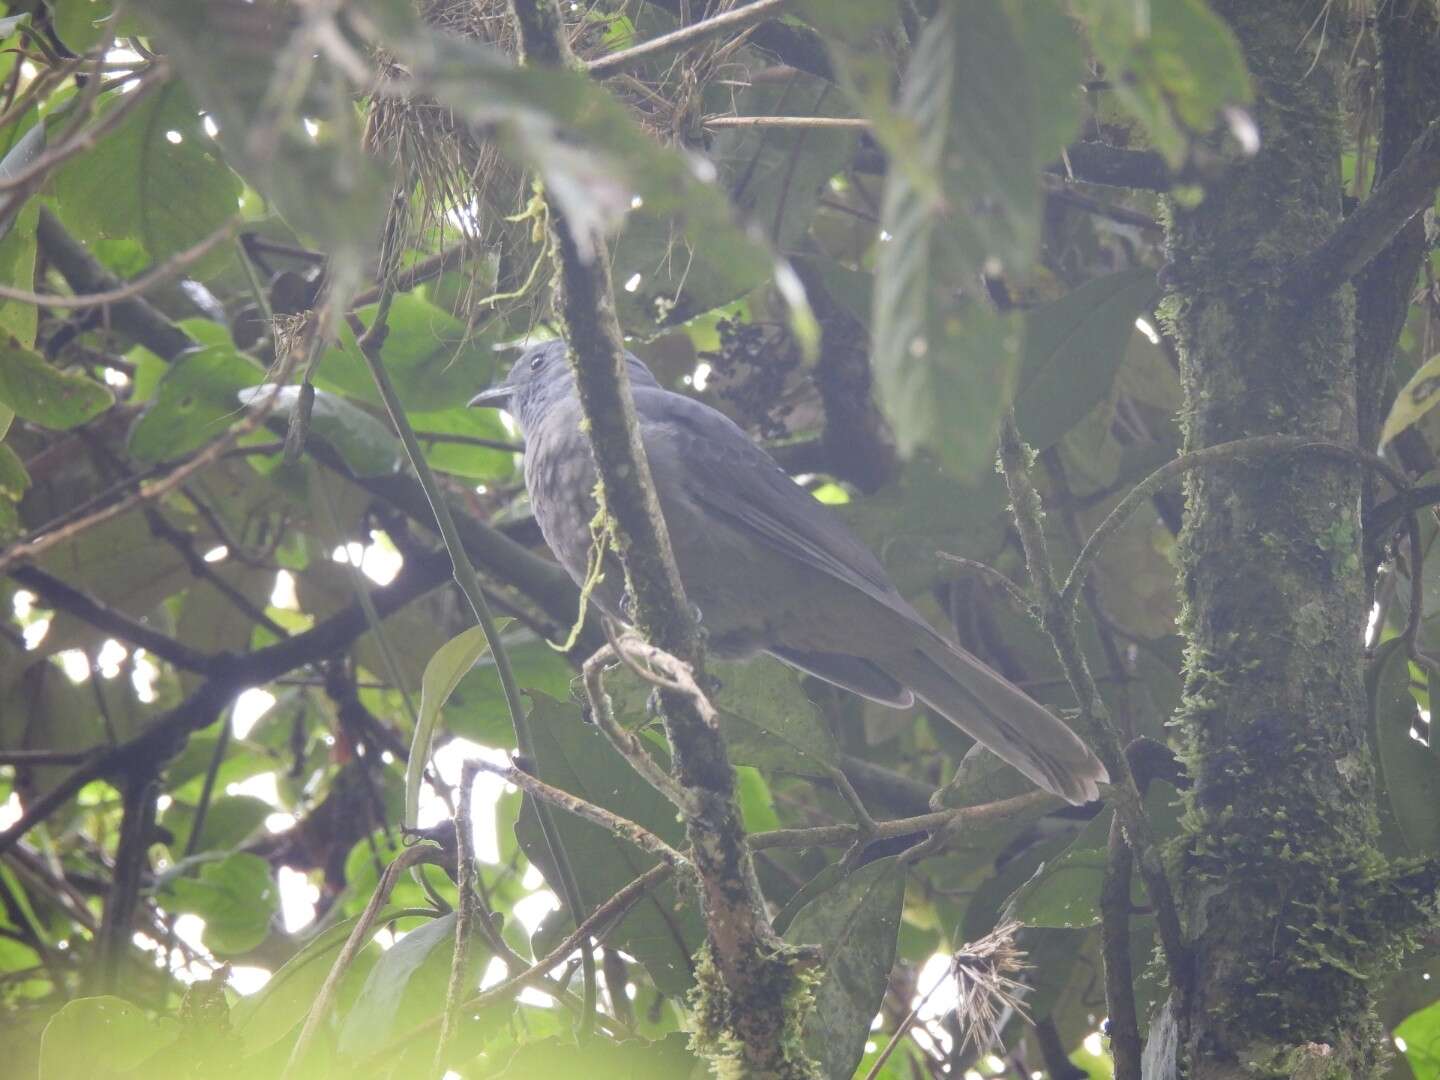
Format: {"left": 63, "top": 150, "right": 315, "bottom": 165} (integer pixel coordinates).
{"left": 471, "top": 340, "right": 1108, "bottom": 804}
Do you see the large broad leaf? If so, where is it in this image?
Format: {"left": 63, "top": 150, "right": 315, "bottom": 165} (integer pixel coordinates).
{"left": 0, "top": 340, "right": 112, "bottom": 429}
{"left": 1382, "top": 352, "right": 1440, "bottom": 446}
{"left": 1367, "top": 639, "right": 1440, "bottom": 855}
{"left": 514, "top": 694, "right": 704, "bottom": 995}
{"left": 446, "top": 634, "right": 578, "bottom": 747}
{"left": 1013, "top": 267, "right": 1158, "bottom": 450}
{"left": 228, "top": 906, "right": 414, "bottom": 1056}
{"left": 166, "top": 852, "right": 279, "bottom": 955}
{"left": 39, "top": 997, "right": 177, "bottom": 1080}
{"left": 1073, "top": 0, "right": 1252, "bottom": 166}
{"left": 0, "top": 115, "right": 42, "bottom": 345}
{"left": 128, "top": 345, "right": 266, "bottom": 462}
{"left": 317, "top": 295, "right": 494, "bottom": 414}
{"left": 336, "top": 911, "right": 495, "bottom": 1063}
{"left": 161, "top": 794, "right": 272, "bottom": 856}
{"left": 872, "top": 1, "right": 1085, "bottom": 478}
{"left": 237, "top": 385, "right": 405, "bottom": 478}
{"left": 784, "top": 856, "right": 905, "bottom": 1080}
{"left": 51, "top": 81, "right": 240, "bottom": 262}
{"left": 1396, "top": 996, "right": 1440, "bottom": 1080}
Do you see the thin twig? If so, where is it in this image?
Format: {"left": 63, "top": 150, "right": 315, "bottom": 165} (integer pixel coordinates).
{"left": 703, "top": 115, "right": 871, "bottom": 128}
{"left": 582, "top": 644, "right": 699, "bottom": 814}
{"left": 585, "top": 0, "right": 788, "bottom": 77}
{"left": 748, "top": 790, "right": 1054, "bottom": 852}
{"left": 1102, "top": 814, "right": 1142, "bottom": 1080}
{"left": 0, "top": 216, "right": 239, "bottom": 308}
{"left": 436, "top": 762, "right": 481, "bottom": 1073}
{"left": 1061, "top": 435, "right": 1411, "bottom": 613}
{"left": 997, "top": 414, "right": 1189, "bottom": 987}
{"left": 472, "top": 758, "right": 690, "bottom": 870}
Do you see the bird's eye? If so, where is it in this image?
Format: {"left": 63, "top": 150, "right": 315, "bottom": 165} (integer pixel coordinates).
{"left": 529, "top": 354, "right": 545, "bottom": 372}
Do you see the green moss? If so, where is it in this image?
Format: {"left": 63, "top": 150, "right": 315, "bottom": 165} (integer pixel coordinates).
{"left": 687, "top": 942, "right": 824, "bottom": 1079}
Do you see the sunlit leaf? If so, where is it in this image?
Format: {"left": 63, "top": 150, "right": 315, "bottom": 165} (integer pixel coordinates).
{"left": 39, "top": 997, "right": 176, "bottom": 1079}
{"left": 406, "top": 623, "right": 501, "bottom": 829}
{"left": 166, "top": 852, "right": 279, "bottom": 954}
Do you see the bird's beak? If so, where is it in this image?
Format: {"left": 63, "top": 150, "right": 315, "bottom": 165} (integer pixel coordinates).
{"left": 468, "top": 385, "right": 511, "bottom": 408}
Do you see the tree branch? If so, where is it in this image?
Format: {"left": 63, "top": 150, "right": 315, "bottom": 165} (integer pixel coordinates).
{"left": 36, "top": 206, "right": 195, "bottom": 360}
{"left": 8, "top": 565, "right": 214, "bottom": 672}
{"left": 0, "top": 548, "right": 455, "bottom": 857}
{"left": 1281, "top": 118, "right": 1440, "bottom": 303}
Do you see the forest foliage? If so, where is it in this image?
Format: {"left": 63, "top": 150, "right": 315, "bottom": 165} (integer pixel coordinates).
{"left": 0, "top": 1, "right": 1438, "bottom": 1078}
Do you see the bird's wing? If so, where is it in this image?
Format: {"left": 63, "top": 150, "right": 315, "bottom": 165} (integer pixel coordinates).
{"left": 636, "top": 388, "right": 915, "bottom": 620}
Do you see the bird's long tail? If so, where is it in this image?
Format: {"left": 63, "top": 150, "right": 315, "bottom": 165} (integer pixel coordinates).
{"left": 881, "top": 635, "right": 1109, "bottom": 805}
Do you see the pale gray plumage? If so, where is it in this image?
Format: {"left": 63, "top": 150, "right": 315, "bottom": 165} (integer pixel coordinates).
{"left": 471, "top": 340, "right": 1108, "bottom": 804}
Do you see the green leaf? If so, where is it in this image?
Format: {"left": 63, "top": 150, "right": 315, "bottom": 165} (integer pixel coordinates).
{"left": 409, "top": 404, "right": 516, "bottom": 481}
{"left": 228, "top": 907, "right": 414, "bottom": 1055}
{"left": 128, "top": 345, "right": 265, "bottom": 462}
{"left": 336, "top": 911, "right": 492, "bottom": 1061}
{"left": 0, "top": 109, "right": 43, "bottom": 343}
{"left": 1367, "top": 638, "right": 1440, "bottom": 855}
{"left": 445, "top": 634, "right": 577, "bottom": 746}
{"left": 162, "top": 794, "right": 272, "bottom": 856}
{"left": 0, "top": 341, "right": 113, "bottom": 429}
{"left": 318, "top": 295, "right": 494, "bottom": 413}
{"left": 237, "top": 385, "right": 405, "bottom": 478}
{"left": 1382, "top": 352, "right": 1440, "bottom": 446}
{"left": 406, "top": 623, "right": 501, "bottom": 829}
{"left": 785, "top": 856, "right": 905, "bottom": 1080}
{"left": 1073, "top": 0, "right": 1252, "bottom": 166}
{"left": 0, "top": 442, "right": 30, "bottom": 501}
{"left": 48, "top": 0, "right": 116, "bottom": 54}
{"left": 714, "top": 658, "right": 838, "bottom": 773}
{"left": 872, "top": 0, "right": 1086, "bottom": 477}
{"left": 1396, "top": 996, "right": 1440, "bottom": 1080}
{"left": 1013, "top": 268, "right": 1158, "bottom": 450}
{"left": 51, "top": 81, "right": 240, "bottom": 262}
{"left": 39, "top": 996, "right": 177, "bottom": 1079}
{"left": 515, "top": 695, "right": 704, "bottom": 995}
{"left": 166, "top": 852, "right": 279, "bottom": 955}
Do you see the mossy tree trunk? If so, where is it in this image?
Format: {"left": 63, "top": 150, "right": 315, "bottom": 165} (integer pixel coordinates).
{"left": 1165, "top": 3, "right": 1394, "bottom": 1075}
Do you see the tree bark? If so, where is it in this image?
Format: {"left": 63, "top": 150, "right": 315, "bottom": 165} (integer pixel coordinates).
{"left": 1165, "top": 3, "right": 1390, "bottom": 1075}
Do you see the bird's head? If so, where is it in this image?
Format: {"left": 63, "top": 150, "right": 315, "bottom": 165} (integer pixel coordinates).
{"left": 469, "top": 339, "right": 660, "bottom": 435}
